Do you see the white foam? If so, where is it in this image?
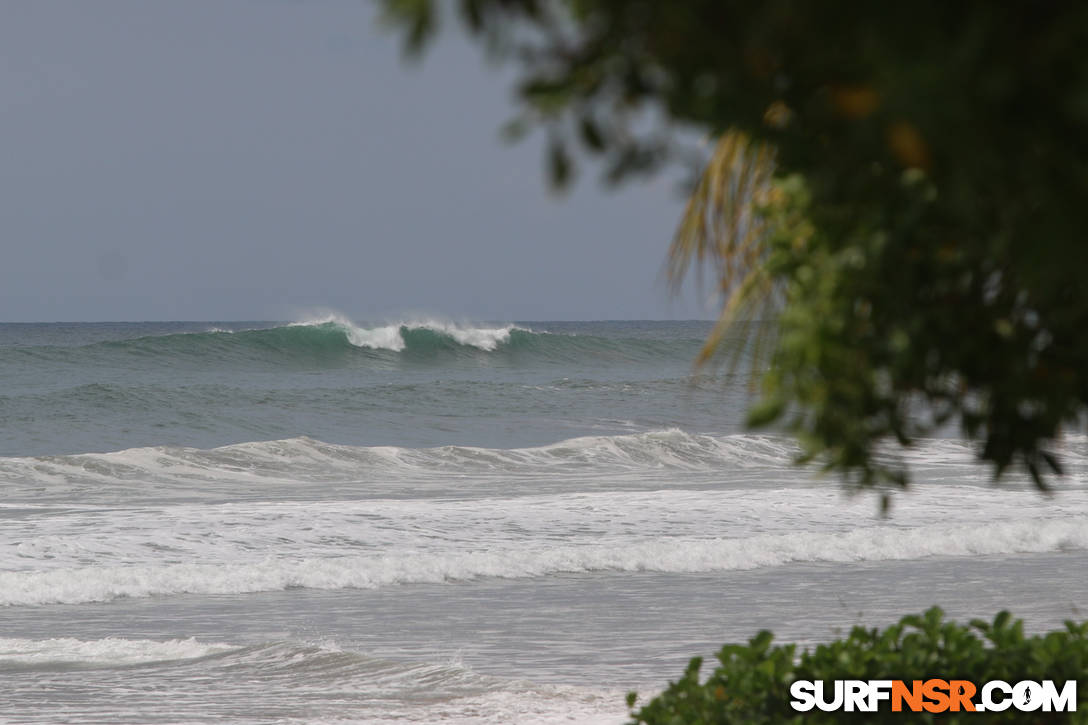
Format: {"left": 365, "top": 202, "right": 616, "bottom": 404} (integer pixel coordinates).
{"left": 289, "top": 314, "right": 402, "bottom": 351}
{"left": 3, "top": 429, "right": 1086, "bottom": 606}
{"left": 0, "top": 431, "right": 801, "bottom": 493}
{"left": 319, "top": 685, "right": 627, "bottom": 725}
{"left": 0, "top": 636, "right": 233, "bottom": 665}
{"left": 2, "top": 636, "right": 627, "bottom": 725}
{"left": 289, "top": 314, "right": 521, "bottom": 352}
{"left": 3, "top": 431, "right": 1082, "bottom": 515}
{"left": 2, "top": 514, "right": 1085, "bottom": 606}
{"left": 424, "top": 320, "right": 517, "bottom": 351}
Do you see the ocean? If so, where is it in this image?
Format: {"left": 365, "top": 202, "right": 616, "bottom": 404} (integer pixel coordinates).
{"left": 1, "top": 318, "right": 1086, "bottom": 723}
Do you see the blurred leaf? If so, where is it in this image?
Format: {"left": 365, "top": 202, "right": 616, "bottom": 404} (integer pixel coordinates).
{"left": 548, "top": 140, "right": 573, "bottom": 189}
{"left": 380, "top": 0, "right": 1088, "bottom": 493}
{"left": 579, "top": 116, "right": 606, "bottom": 151}
{"left": 499, "top": 117, "right": 530, "bottom": 142}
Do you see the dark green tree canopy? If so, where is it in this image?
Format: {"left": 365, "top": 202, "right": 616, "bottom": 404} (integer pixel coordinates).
{"left": 382, "top": 0, "right": 1088, "bottom": 490}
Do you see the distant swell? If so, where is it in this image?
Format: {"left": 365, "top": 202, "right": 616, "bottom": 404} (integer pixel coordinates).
{"left": 132, "top": 318, "right": 529, "bottom": 357}
{"left": 0, "top": 317, "right": 702, "bottom": 368}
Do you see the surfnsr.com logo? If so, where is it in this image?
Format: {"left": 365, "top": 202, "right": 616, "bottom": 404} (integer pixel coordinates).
{"left": 790, "top": 679, "right": 1077, "bottom": 713}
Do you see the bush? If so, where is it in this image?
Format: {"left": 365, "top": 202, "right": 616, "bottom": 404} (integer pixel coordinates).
{"left": 627, "top": 607, "right": 1088, "bottom": 723}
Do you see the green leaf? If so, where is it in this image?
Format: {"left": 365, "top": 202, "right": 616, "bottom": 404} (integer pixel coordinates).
{"left": 746, "top": 397, "right": 785, "bottom": 427}
{"left": 499, "top": 117, "right": 530, "bottom": 143}
{"left": 579, "top": 117, "right": 606, "bottom": 151}
{"left": 548, "top": 141, "right": 573, "bottom": 189}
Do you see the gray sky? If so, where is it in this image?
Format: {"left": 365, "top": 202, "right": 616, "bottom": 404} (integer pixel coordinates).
{"left": 1, "top": 0, "right": 706, "bottom": 322}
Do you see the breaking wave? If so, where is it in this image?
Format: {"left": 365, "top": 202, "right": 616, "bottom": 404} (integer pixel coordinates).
{"left": 2, "top": 316, "right": 702, "bottom": 368}
{"left": 0, "top": 430, "right": 799, "bottom": 491}
{"left": 0, "top": 637, "right": 624, "bottom": 724}
{"left": 4, "top": 429, "right": 1086, "bottom": 608}
{"left": 3, "top": 430, "right": 1085, "bottom": 502}
{"left": 0, "top": 637, "right": 234, "bottom": 667}
{"left": 287, "top": 315, "right": 520, "bottom": 353}
{"left": 2, "top": 517, "right": 1085, "bottom": 607}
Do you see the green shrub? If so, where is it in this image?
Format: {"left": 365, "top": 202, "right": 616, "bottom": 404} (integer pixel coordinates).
{"left": 627, "top": 607, "right": 1088, "bottom": 723}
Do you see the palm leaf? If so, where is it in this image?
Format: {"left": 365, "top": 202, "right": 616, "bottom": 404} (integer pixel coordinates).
{"left": 668, "top": 130, "right": 780, "bottom": 376}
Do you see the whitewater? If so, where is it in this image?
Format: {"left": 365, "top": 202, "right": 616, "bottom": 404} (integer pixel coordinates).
{"left": 1, "top": 319, "right": 1085, "bottom": 724}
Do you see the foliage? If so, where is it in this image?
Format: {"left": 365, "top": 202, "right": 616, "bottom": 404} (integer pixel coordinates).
{"left": 379, "top": 1, "right": 1088, "bottom": 490}
{"left": 625, "top": 607, "right": 1088, "bottom": 724}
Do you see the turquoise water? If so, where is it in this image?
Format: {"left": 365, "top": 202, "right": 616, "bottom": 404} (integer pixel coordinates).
{"left": 0, "top": 319, "right": 739, "bottom": 455}
{"left": 2, "top": 318, "right": 1086, "bottom": 723}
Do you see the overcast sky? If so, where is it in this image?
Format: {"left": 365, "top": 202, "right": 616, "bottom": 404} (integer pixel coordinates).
{"left": 1, "top": 0, "right": 707, "bottom": 322}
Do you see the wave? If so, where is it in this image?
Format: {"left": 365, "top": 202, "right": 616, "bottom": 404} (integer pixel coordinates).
{"left": 5, "top": 430, "right": 1086, "bottom": 608}
{"left": 4, "top": 430, "right": 1086, "bottom": 501}
{"left": 1, "top": 317, "right": 704, "bottom": 368}
{"left": 124, "top": 317, "right": 529, "bottom": 359}
{"left": 287, "top": 315, "right": 520, "bottom": 353}
{"left": 1, "top": 636, "right": 624, "bottom": 724}
{"left": 0, "top": 431, "right": 800, "bottom": 492}
{"left": 2, "top": 517, "right": 1085, "bottom": 607}
{"left": 0, "top": 636, "right": 233, "bottom": 667}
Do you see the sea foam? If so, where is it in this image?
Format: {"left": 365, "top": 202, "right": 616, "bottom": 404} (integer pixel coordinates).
{"left": 0, "top": 431, "right": 812, "bottom": 488}
{"left": 290, "top": 314, "right": 521, "bottom": 352}
{"left": 0, "top": 637, "right": 234, "bottom": 666}
{"left": 2, "top": 515, "right": 1085, "bottom": 606}
{"left": 0, "top": 636, "right": 626, "bottom": 725}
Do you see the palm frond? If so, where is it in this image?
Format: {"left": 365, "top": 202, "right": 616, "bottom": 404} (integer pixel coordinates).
{"left": 668, "top": 130, "right": 780, "bottom": 376}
